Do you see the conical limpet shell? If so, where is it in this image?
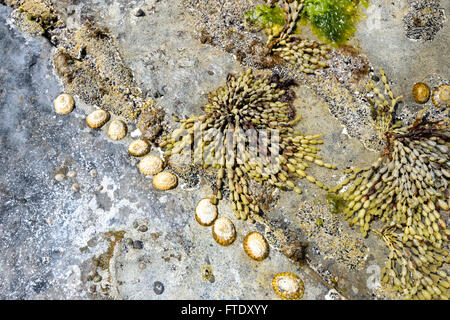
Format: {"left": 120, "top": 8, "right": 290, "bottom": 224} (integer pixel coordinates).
{"left": 243, "top": 232, "right": 269, "bottom": 261}
{"left": 212, "top": 217, "right": 236, "bottom": 246}
{"left": 272, "top": 272, "right": 304, "bottom": 300}
{"left": 128, "top": 139, "right": 150, "bottom": 157}
{"left": 432, "top": 85, "right": 450, "bottom": 108}
{"left": 107, "top": 119, "right": 127, "bottom": 140}
{"left": 153, "top": 171, "right": 178, "bottom": 190}
{"left": 86, "top": 109, "right": 110, "bottom": 128}
{"left": 139, "top": 155, "right": 164, "bottom": 176}
{"left": 412, "top": 82, "right": 430, "bottom": 104}
{"left": 195, "top": 198, "right": 218, "bottom": 227}
{"left": 54, "top": 93, "right": 75, "bottom": 115}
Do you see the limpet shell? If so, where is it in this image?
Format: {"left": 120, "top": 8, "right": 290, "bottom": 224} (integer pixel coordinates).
{"left": 107, "top": 119, "right": 127, "bottom": 140}
{"left": 153, "top": 171, "right": 178, "bottom": 190}
{"left": 243, "top": 232, "right": 269, "bottom": 261}
{"left": 54, "top": 93, "right": 75, "bottom": 115}
{"left": 195, "top": 198, "right": 218, "bottom": 227}
{"left": 86, "top": 109, "right": 110, "bottom": 128}
{"left": 212, "top": 217, "right": 236, "bottom": 246}
{"left": 432, "top": 85, "right": 450, "bottom": 108}
{"left": 139, "top": 155, "right": 164, "bottom": 176}
{"left": 128, "top": 139, "right": 150, "bottom": 157}
{"left": 272, "top": 272, "right": 304, "bottom": 300}
{"left": 412, "top": 82, "right": 430, "bottom": 104}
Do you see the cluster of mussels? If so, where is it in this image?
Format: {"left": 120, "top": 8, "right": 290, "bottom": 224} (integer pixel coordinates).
{"left": 329, "top": 69, "right": 450, "bottom": 299}
{"left": 160, "top": 68, "right": 336, "bottom": 221}
{"left": 265, "top": 0, "right": 332, "bottom": 73}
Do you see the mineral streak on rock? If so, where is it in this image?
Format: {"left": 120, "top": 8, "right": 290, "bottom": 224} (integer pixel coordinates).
{"left": 87, "top": 231, "right": 126, "bottom": 300}
{"left": 160, "top": 68, "right": 337, "bottom": 221}
{"left": 329, "top": 68, "right": 449, "bottom": 299}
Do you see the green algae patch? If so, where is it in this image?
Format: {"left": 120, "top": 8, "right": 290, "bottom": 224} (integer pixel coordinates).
{"left": 300, "top": 0, "right": 369, "bottom": 46}
{"left": 245, "top": 1, "right": 369, "bottom": 46}
{"left": 326, "top": 192, "right": 346, "bottom": 214}
{"left": 244, "top": 4, "right": 286, "bottom": 37}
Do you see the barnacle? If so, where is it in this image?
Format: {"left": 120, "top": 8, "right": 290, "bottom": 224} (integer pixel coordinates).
{"left": 160, "top": 68, "right": 337, "bottom": 221}
{"left": 329, "top": 68, "right": 449, "bottom": 299}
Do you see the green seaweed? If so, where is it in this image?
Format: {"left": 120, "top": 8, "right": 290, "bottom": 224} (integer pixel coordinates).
{"left": 244, "top": 4, "right": 285, "bottom": 36}
{"left": 316, "top": 218, "right": 324, "bottom": 227}
{"left": 300, "top": 0, "right": 369, "bottom": 45}
{"left": 245, "top": 0, "right": 368, "bottom": 46}
{"left": 326, "top": 192, "right": 346, "bottom": 214}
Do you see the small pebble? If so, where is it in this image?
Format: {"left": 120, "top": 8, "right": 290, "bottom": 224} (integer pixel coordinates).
{"left": 125, "top": 238, "right": 134, "bottom": 246}
{"left": 93, "top": 275, "right": 102, "bottom": 283}
{"left": 90, "top": 169, "right": 98, "bottom": 178}
{"left": 138, "top": 225, "right": 148, "bottom": 232}
{"left": 97, "top": 185, "right": 103, "bottom": 191}
{"left": 133, "top": 8, "right": 145, "bottom": 17}
{"left": 153, "top": 281, "right": 164, "bottom": 295}
{"left": 71, "top": 183, "right": 80, "bottom": 192}
{"left": 67, "top": 170, "right": 77, "bottom": 178}
{"left": 133, "top": 240, "right": 144, "bottom": 249}
{"left": 54, "top": 173, "right": 65, "bottom": 182}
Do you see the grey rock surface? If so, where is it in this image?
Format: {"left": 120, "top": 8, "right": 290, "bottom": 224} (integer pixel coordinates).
{"left": 0, "top": 0, "right": 448, "bottom": 300}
